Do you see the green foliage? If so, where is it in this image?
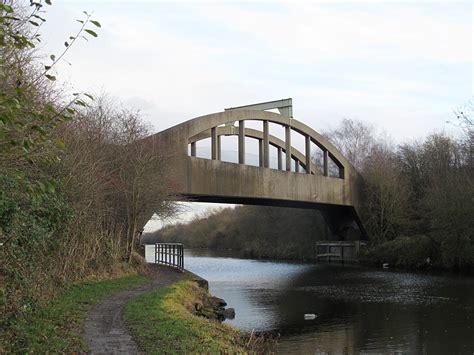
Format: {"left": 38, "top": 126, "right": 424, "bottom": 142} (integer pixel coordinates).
{"left": 2, "top": 274, "right": 147, "bottom": 353}
{"left": 0, "top": 1, "right": 100, "bottom": 173}
{"left": 0, "top": 172, "right": 71, "bottom": 319}
{"left": 124, "top": 280, "right": 249, "bottom": 354}
{"left": 0, "top": 0, "right": 148, "bottom": 327}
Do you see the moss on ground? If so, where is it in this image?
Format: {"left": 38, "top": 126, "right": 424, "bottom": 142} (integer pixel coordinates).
{"left": 2, "top": 274, "right": 148, "bottom": 353}
{"left": 124, "top": 280, "right": 250, "bottom": 354}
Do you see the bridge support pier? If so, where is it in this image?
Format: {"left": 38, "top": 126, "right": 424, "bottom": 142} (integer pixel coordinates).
{"left": 321, "top": 206, "right": 364, "bottom": 241}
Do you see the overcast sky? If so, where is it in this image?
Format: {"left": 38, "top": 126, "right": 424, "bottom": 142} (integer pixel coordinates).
{"left": 39, "top": 0, "right": 472, "bottom": 231}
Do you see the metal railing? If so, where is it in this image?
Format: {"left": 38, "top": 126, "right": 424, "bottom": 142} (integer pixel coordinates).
{"left": 154, "top": 243, "right": 184, "bottom": 271}
{"left": 316, "top": 241, "right": 361, "bottom": 262}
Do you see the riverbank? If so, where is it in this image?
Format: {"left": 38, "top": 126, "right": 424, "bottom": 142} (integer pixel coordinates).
{"left": 359, "top": 235, "right": 473, "bottom": 274}
{"left": 3, "top": 262, "right": 274, "bottom": 353}
{"left": 124, "top": 280, "right": 268, "bottom": 353}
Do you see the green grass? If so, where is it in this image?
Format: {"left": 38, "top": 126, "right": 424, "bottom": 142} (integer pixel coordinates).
{"left": 124, "top": 280, "right": 249, "bottom": 354}
{"left": 3, "top": 274, "right": 148, "bottom": 353}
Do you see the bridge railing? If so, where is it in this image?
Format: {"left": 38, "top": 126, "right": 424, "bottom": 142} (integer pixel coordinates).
{"left": 154, "top": 243, "right": 184, "bottom": 271}
{"left": 186, "top": 115, "right": 345, "bottom": 179}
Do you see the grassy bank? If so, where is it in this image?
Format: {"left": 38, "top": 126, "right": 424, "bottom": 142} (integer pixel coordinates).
{"left": 124, "top": 280, "right": 267, "bottom": 354}
{"left": 2, "top": 273, "right": 148, "bottom": 353}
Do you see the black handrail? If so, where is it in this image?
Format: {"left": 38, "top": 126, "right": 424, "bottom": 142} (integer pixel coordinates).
{"left": 154, "top": 243, "right": 184, "bottom": 271}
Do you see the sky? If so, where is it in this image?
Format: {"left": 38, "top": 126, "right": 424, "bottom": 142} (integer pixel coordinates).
{"left": 38, "top": 0, "right": 473, "bottom": 231}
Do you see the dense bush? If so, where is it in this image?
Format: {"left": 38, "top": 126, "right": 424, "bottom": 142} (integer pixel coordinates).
{"left": 1, "top": 2, "right": 176, "bottom": 331}
{"left": 0, "top": 172, "right": 71, "bottom": 319}
{"left": 360, "top": 235, "right": 438, "bottom": 270}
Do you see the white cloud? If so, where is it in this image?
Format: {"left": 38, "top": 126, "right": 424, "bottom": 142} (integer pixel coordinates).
{"left": 197, "top": 2, "right": 471, "bottom": 63}
{"left": 39, "top": 1, "right": 471, "bottom": 139}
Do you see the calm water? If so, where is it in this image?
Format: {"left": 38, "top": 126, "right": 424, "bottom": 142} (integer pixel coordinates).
{"left": 184, "top": 249, "right": 474, "bottom": 354}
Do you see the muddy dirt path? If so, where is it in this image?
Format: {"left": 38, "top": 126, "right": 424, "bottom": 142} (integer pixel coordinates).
{"left": 84, "top": 266, "right": 201, "bottom": 354}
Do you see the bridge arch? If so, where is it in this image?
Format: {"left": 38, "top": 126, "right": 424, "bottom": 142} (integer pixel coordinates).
{"left": 153, "top": 109, "right": 364, "bottom": 238}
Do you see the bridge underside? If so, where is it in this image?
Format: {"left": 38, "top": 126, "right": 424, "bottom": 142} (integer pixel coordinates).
{"left": 179, "top": 193, "right": 365, "bottom": 241}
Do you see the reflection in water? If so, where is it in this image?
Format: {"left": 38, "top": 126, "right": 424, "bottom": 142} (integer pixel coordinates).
{"left": 184, "top": 249, "right": 474, "bottom": 354}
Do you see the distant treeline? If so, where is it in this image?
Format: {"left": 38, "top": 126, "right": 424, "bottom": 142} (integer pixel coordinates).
{"left": 143, "top": 206, "right": 330, "bottom": 260}
{"left": 146, "top": 118, "right": 474, "bottom": 272}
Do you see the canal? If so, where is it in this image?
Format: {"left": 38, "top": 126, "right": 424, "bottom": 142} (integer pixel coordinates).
{"left": 184, "top": 249, "right": 474, "bottom": 354}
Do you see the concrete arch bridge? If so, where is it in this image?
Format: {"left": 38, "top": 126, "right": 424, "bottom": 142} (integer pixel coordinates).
{"left": 151, "top": 99, "right": 365, "bottom": 240}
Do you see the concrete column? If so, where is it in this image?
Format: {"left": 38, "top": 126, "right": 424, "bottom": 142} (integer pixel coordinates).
{"left": 190, "top": 142, "right": 196, "bottom": 157}
{"left": 285, "top": 125, "right": 291, "bottom": 171}
{"left": 259, "top": 139, "right": 264, "bottom": 167}
{"left": 323, "top": 150, "right": 329, "bottom": 176}
{"left": 277, "top": 147, "right": 282, "bottom": 170}
{"left": 263, "top": 120, "right": 269, "bottom": 168}
{"left": 211, "top": 127, "right": 218, "bottom": 160}
{"left": 238, "top": 120, "right": 245, "bottom": 164}
{"left": 217, "top": 135, "right": 221, "bottom": 160}
{"left": 305, "top": 135, "right": 311, "bottom": 174}
{"left": 339, "top": 166, "right": 345, "bottom": 179}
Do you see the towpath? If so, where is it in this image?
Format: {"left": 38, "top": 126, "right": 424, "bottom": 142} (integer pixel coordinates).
{"left": 84, "top": 265, "right": 200, "bottom": 354}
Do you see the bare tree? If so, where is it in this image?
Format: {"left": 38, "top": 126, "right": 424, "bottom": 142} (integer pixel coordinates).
{"left": 323, "top": 118, "right": 379, "bottom": 170}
